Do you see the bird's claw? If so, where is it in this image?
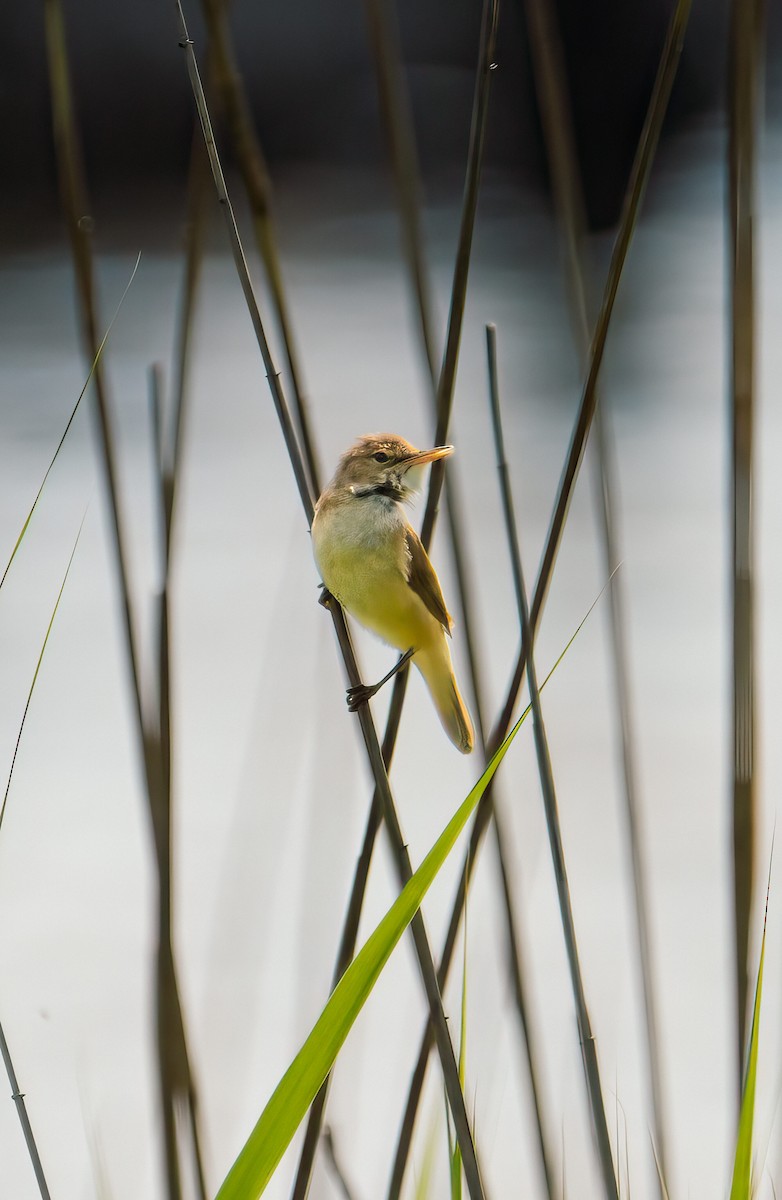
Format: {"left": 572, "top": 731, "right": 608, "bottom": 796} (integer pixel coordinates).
{"left": 346, "top": 683, "right": 377, "bottom": 711}
{"left": 318, "top": 584, "right": 334, "bottom": 609}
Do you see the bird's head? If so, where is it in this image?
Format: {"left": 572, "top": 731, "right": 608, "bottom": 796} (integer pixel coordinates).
{"left": 331, "top": 434, "right": 453, "bottom": 503}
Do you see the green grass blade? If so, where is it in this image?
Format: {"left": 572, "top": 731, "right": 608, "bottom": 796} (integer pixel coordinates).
{"left": 729, "top": 871, "right": 770, "bottom": 1199}
{"left": 413, "top": 1112, "right": 439, "bottom": 1200}
{"left": 0, "top": 513, "right": 86, "bottom": 837}
{"left": 0, "top": 254, "right": 140, "bottom": 595}
{"left": 216, "top": 707, "right": 528, "bottom": 1200}
{"left": 450, "top": 874, "right": 469, "bottom": 1200}
{"left": 216, "top": 577, "right": 604, "bottom": 1200}
{"left": 445, "top": 1097, "right": 458, "bottom": 1199}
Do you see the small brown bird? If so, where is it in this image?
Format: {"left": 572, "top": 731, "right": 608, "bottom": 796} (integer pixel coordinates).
{"left": 311, "top": 433, "right": 474, "bottom": 754}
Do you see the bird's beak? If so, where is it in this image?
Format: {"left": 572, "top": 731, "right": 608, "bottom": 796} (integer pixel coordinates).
{"left": 400, "top": 445, "right": 454, "bottom": 472}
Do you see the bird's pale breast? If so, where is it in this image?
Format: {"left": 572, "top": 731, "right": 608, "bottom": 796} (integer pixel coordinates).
{"left": 312, "top": 495, "right": 440, "bottom": 653}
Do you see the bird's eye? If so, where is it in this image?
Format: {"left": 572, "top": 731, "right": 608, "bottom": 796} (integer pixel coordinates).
{"left": 373, "top": 451, "right": 390, "bottom": 463}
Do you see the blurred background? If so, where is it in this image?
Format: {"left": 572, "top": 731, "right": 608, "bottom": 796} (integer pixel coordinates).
{"left": 2, "top": 1, "right": 782, "bottom": 1198}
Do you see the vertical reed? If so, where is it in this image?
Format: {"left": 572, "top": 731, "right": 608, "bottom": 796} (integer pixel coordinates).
{"left": 487, "top": 324, "right": 617, "bottom": 1198}
{"left": 387, "top": 0, "right": 691, "bottom": 1188}
{"left": 174, "top": 5, "right": 485, "bottom": 1194}
{"left": 43, "top": 4, "right": 205, "bottom": 1194}
{"left": 291, "top": 0, "right": 502, "bottom": 1192}
{"left": 0, "top": 1019, "right": 51, "bottom": 1200}
{"left": 357, "top": 1, "right": 557, "bottom": 1195}
{"left": 520, "top": 0, "right": 668, "bottom": 1178}
{"left": 198, "top": 0, "right": 321, "bottom": 495}
{"left": 727, "top": 0, "right": 762, "bottom": 1077}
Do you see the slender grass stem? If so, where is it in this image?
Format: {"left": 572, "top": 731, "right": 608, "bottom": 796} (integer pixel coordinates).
{"left": 174, "top": 10, "right": 311, "bottom": 520}
{"left": 362, "top": 2, "right": 557, "bottom": 1194}
{"left": 167, "top": 126, "right": 211, "bottom": 548}
{"left": 150, "top": 364, "right": 209, "bottom": 1200}
{"left": 44, "top": 0, "right": 147, "bottom": 744}
{"left": 728, "top": 0, "right": 762, "bottom": 1080}
{"left": 519, "top": 0, "right": 668, "bottom": 1182}
{"left": 174, "top": 7, "right": 485, "bottom": 1194}
{"left": 0, "top": 1018, "right": 52, "bottom": 1200}
{"left": 388, "top": 0, "right": 691, "bottom": 1184}
{"left": 291, "top": 4, "right": 501, "bottom": 1194}
{"left": 487, "top": 323, "right": 617, "bottom": 1197}
{"left": 362, "top": 0, "right": 439, "bottom": 380}
{"left": 0, "top": 525, "right": 84, "bottom": 836}
{"left": 421, "top": 0, "right": 500, "bottom": 543}
{"left": 0, "top": 254, "right": 140, "bottom": 596}
{"left": 198, "top": 0, "right": 321, "bottom": 496}
{"left": 43, "top": 6, "right": 204, "bottom": 1196}
{"left": 487, "top": 803, "right": 557, "bottom": 1199}
{"left": 0, "top": 527, "right": 83, "bottom": 1199}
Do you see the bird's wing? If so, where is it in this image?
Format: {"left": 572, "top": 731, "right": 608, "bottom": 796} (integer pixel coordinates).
{"left": 404, "top": 525, "right": 453, "bottom": 636}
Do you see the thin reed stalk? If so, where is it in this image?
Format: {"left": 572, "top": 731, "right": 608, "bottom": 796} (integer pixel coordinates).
{"left": 198, "top": 0, "right": 321, "bottom": 495}
{"left": 43, "top": 6, "right": 205, "bottom": 1197}
{"left": 361, "top": 0, "right": 438, "bottom": 374}
{"left": 1, "top": 526, "right": 83, "bottom": 835}
{"left": 0, "top": 254, "right": 139, "bottom": 598}
{"left": 167, "top": 127, "right": 212, "bottom": 541}
{"left": 0, "top": 532, "right": 84, "bottom": 1200}
{"left": 387, "top": 0, "right": 691, "bottom": 1185}
{"left": 486, "top": 323, "right": 617, "bottom": 1197}
{"left": 174, "top": 7, "right": 485, "bottom": 1195}
{"left": 366, "top": 4, "right": 557, "bottom": 1193}
{"left": 291, "top": 3, "right": 501, "bottom": 1193}
{"left": 360, "top": 2, "right": 558, "bottom": 1194}
{"left": 0, "top": 1018, "right": 52, "bottom": 1200}
{"left": 519, "top": 0, "right": 668, "bottom": 1181}
{"left": 150, "top": 366, "right": 209, "bottom": 1200}
{"left": 728, "top": 0, "right": 762, "bottom": 1078}
{"left": 422, "top": 0, "right": 500, "bottom": 535}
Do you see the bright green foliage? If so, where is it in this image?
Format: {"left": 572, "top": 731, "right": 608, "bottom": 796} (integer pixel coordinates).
{"left": 215, "top": 585, "right": 602, "bottom": 1200}
{"left": 216, "top": 704, "right": 529, "bottom": 1200}
{"left": 729, "top": 887, "right": 768, "bottom": 1200}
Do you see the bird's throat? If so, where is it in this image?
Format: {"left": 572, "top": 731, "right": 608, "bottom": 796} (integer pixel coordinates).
{"left": 353, "top": 482, "right": 401, "bottom": 501}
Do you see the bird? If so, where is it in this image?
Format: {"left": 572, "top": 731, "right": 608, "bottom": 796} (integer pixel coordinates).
{"left": 311, "top": 433, "right": 474, "bottom": 754}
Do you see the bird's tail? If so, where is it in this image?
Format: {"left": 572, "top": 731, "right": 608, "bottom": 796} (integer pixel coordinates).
{"left": 415, "top": 640, "right": 474, "bottom": 755}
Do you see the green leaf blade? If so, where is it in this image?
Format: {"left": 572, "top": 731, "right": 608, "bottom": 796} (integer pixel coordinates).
{"left": 216, "top": 708, "right": 526, "bottom": 1200}
{"left": 729, "top": 891, "right": 767, "bottom": 1200}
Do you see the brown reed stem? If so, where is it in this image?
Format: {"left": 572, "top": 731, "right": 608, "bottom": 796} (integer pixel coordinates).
{"left": 519, "top": 0, "right": 668, "bottom": 1182}
{"left": 388, "top": 0, "right": 692, "bottom": 1184}
{"left": 487, "top": 323, "right": 617, "bottom": 1198}
{"left": 728, "top": 0, "right": 763, "bottom": 1081}
{"left": 362, "top": 0, "right": 438, "bottom": 375}
{"left": 174, "top": 7, "right": 485, "bottom": 1194}
{"left": 362, "top": 1, "right": 556, "bottom": 1194}
{"left": 150, "top": 365, "right": 208, "bottom": 1200}
{"left": 291, "top": 3, "right": 501, "bottom": 1194}
{"left": 421, "top": 0, "right": 500, "bottom": 543}
{"left": 167, "top": 127, "right": 211, "bottom": 547}
{"left": 43, "top": 6, "right": 205, "bottom": 1196}
{"left": 198, "top": 0, "right": 321, "bottom": 496}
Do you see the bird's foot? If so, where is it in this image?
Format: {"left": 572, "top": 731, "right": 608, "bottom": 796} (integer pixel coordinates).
{"left": 346, "top": 682, "right": 379, "bottom": 711}
{"left": 318, "top": 583, "right": 335, "bottom": 609}
{"left": 346, "top": 649, "right": 415, "bottom": 712}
